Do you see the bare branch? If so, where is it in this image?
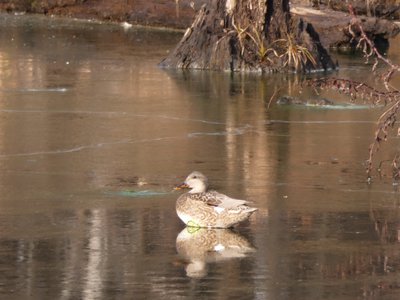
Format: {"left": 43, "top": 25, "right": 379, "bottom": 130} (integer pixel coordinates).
{"left": 308, "top": 5, "right": 400, "bottom": 179}
{"left": 348, "top": 4, "right": 400, "bottom": 74}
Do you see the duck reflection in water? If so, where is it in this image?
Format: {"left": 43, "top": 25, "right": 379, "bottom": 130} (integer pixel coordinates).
{"left": 176, "top": 227, "right": 255, "bottom": 278}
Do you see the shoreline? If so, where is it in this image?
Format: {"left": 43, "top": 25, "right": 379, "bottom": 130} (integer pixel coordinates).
{"left": 0, "top": 2, "right": 398, "bottom": 49}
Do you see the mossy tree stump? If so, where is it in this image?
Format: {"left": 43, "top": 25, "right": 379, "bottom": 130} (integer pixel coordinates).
{"left": 160, "top": 0, "right": 336, "bottom": 73}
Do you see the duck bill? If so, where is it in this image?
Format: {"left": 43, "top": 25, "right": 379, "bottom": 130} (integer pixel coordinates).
{"left": 174, "top": 183, "right": 189, "bottom": 190}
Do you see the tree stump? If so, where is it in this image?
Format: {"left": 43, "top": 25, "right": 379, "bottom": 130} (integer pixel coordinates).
{"left": 160, "top": 0, "right": 336, "bottom": 73}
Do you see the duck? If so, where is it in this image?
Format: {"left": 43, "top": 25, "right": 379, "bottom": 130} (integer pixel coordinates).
{"left": 174, "top": 171, "right": 257, "bottom": 228}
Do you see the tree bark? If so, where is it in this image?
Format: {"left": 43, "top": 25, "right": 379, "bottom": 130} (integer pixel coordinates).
{"left": 160, "top": 0, "right": 336, "bottom": 73}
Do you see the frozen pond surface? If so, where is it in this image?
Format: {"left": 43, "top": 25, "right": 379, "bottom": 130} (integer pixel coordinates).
{"left": 0, "top": 13, "right": 400, "bottom": 300}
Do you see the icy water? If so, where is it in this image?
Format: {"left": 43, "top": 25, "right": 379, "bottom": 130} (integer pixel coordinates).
{"left": 0, "top": 13, "right": 400, "bottom": 300}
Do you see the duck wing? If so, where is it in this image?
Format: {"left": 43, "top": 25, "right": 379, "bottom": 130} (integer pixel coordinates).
{"left": 204, "top": 191, "right": 250, "bottom": 209}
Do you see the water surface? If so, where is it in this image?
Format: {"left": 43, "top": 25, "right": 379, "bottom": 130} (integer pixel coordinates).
{"left": 0, "top": 13, "right": 400, "bottom": 300}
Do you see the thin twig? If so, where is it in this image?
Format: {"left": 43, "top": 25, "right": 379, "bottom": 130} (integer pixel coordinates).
{"left": 308, "top": 6, "right": 400, "bottom": 178}
{"left": 349, "top": 5, "right": 400, "bottom": 73}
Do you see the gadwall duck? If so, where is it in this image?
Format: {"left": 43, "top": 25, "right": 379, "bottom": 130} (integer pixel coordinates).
{"left": 175, "top": 171, "right": 257, "bottom": 228}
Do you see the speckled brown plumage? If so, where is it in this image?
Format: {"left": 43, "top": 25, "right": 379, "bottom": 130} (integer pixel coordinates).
{"left": 175, "top": 172, "right": 257, "bottom": 228}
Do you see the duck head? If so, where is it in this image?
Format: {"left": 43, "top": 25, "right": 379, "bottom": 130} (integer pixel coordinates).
{"left": 175, "top": 171, "right": 208, "bottom": 193}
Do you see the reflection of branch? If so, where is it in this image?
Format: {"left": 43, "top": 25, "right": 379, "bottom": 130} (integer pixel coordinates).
{"left": 265, "top": 87, "right": 280, "bottom": 111}
{"left": 369, "top": 196, "right": 400, "bottom": 244}
{"left": 367, "top": 98, "right": 400, "bottom": 176}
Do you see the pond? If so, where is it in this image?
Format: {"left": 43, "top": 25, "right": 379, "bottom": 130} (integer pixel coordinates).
{"left": 0, "top": 13, "right": 400, "bottom": 300}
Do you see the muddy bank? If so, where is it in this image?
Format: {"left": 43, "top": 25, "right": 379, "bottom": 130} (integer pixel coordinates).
{"left": 291, "top": 4, "right": 400, "bottom": 49}
{"left": 0, "top": 0, "right": 208, "bottom": 29}
{"left": 293, "top": 0, "right": 400, "bottom": 19}
{"left": 327, "top": 0, "right": 400, "bottom": 20}
{"left": 0, "top": 0, "right": 398, "bottom": 49}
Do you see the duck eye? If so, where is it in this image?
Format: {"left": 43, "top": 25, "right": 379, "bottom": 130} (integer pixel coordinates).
{"left": 192, "top": 176, "right": 197, "bottom": 179}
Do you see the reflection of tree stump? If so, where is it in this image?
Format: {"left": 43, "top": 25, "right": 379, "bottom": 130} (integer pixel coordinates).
{"left": 160, "top": 0, "right": 336, "bottom": 73}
